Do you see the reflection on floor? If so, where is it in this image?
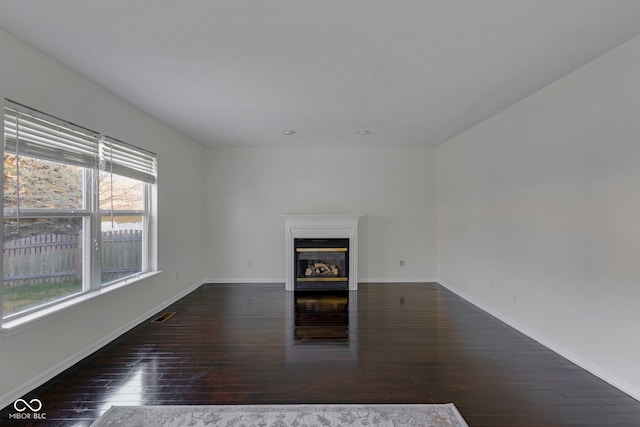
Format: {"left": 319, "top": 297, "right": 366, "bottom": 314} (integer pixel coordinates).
{"left": 294, "top": 292, "right": 349, "bottom": 344}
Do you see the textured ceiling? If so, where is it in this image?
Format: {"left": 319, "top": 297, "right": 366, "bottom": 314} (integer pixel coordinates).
{"left": 1, "top": 1, "right": 640, "bottom": 147}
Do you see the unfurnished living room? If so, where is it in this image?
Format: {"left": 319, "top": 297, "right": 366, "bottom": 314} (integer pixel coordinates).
{"left": 1, "top": 1, "right": 640, "bottom": 426}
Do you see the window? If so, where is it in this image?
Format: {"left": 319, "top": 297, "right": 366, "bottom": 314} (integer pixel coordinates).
{"left": 2, "top": 100, "right": 156, "bottom": 322}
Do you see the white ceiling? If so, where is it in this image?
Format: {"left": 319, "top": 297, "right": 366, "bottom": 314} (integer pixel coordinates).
{"left": 1, "top": 1, "right": 640, "bottom": 148}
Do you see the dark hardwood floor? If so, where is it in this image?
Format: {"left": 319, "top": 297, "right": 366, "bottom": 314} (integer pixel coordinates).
{"left": 2, "top": 283, "right": 640, "bottom": 426}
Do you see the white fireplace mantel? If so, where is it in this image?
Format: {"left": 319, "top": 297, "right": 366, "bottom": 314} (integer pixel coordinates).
{"left": 284, "top": 214, "right": 361, "bottom": 291}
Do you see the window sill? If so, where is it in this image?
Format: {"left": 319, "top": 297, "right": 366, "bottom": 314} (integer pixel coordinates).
{"left": 1, "top": 271, "right": 162, "bottom": 336}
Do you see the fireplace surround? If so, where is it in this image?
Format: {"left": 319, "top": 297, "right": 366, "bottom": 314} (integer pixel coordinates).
{"left": 284, "top": 215, "right": 361, "bottom": 291}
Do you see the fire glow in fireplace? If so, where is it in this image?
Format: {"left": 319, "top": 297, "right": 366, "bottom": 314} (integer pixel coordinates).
{"left": 294, "top": 238, "right": 349, "bottom": 291}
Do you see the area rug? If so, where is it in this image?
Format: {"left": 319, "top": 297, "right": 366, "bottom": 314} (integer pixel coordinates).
{"left": 91, "top": 404, "right": 469, "bottom": 426}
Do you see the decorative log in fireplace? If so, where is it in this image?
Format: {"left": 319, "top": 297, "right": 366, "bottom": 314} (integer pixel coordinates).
{"left": 294, "top": 238, "right": 349, "bottom": 291}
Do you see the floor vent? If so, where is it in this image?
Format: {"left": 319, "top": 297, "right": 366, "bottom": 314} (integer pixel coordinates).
{"left": 152, "top": 312, "right": 176, "bottom": 323}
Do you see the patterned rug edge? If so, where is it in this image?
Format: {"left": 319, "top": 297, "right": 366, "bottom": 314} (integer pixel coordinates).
{"left": 91, "top": 403, "right": 469, "bottom": 427}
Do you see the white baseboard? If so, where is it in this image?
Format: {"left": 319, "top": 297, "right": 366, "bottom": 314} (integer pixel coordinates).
{"left": 437, "top": 279, "right": 640, "bottom": 402}
{"left": 0, "top": 279, "right": 206, "bottom": 410}
{"left": 204, "top": 278, "right": 285, "bottom": 284}
{"left": 359, "top": 277, "right": 437, "bottom": 283}
{"left": 205, "top": 278, "right": 437, "bottom": 286}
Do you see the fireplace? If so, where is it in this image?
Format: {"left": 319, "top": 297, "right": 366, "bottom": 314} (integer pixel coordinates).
{"left": 284, "top": 214, "right": 360, "bottom": 291}
{"left": 294, "top": 238, "right": 349, "bottom": 291}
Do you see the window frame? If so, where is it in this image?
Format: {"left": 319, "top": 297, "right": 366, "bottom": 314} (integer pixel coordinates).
{"left": 98, "top": 177, "right": 151, "bottom": 286}
{"left": 2, "top": 100, "right": 157, "bottom": 326}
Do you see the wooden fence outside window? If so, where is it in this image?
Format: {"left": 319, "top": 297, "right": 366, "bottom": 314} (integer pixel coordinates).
{"left": 3, "top": 230, "right": 142, "bottom": 287}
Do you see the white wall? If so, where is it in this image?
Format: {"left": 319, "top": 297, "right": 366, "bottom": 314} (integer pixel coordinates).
{"left": 204, "top": 146, "right": 436, "bottom": 283}
{"left": 437, "top": 34, "right": 640, "bottom": 398}
{"left": 0, "top": 28, "right": 207, "bottom": 407}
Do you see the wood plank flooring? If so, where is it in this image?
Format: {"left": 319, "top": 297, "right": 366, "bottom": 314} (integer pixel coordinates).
{"left": 2, "top": 282, "right": 640, "bottom": 426}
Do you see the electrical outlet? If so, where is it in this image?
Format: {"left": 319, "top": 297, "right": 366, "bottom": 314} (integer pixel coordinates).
{"left": 400, "top": 260, "right": 405, "bottom": 267}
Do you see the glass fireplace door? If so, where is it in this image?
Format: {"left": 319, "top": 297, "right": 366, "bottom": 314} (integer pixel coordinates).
{"left": 294, "top": 238, "right": 349, "bottom": 291}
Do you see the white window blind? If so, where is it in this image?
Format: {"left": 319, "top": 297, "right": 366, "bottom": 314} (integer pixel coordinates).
{"left": 4, "top": 101, "right": 99, "bottom": 168}
{"left": 101, "top": 136, "right": 156, "bottom": 184}
{"left": 4, "top": 100, "right": 156, "bottom": 183}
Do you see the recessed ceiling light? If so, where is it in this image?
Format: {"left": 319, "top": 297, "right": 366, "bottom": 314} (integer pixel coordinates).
{"left": 358, "top": 130, "right": 371, "bottom": 135}
{"left": 283, "top": 130, "right": 296, "bottom": 135}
